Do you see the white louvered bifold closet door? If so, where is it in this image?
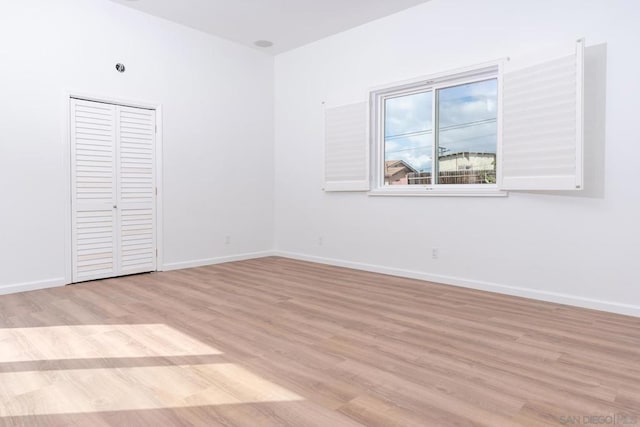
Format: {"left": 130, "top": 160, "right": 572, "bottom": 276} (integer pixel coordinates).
{"left": 71, "top": 99, "right": 156, "bottom": 283}
{"left": 117, "top": 106, "right": 157, "bottom": 275}
{"left": 71, "top": 99, "right": 118, "bottom": 282}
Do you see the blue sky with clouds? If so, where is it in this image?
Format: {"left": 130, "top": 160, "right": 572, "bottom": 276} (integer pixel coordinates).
{"left": 384, "top": 79, "right": 497, "bottom": 172}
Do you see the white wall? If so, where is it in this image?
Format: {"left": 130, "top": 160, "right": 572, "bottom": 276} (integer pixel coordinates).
{"left": 274, "top": 0, "right": 640, "bottom": 315}
{"left": 0, "top": 0, "right": 274, "bottom": 292}
{"left": 1, "top": 0, "right": 638, "bottom": 317}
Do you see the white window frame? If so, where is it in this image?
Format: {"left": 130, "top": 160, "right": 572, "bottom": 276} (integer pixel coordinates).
{"left": 369, "top": 61, "right": 507, "bottom": 197}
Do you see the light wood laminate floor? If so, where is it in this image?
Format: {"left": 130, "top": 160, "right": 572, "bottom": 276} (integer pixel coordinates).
{"left": 0, "top": 257, "right": 638, "bottom": 426}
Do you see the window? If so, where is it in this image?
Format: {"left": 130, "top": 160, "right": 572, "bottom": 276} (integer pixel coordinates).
{"left": 373, "top": 65, "right": 500, "bottom": 193}
{"left": 323, "top": 40, "right": 584, "bottom": 194}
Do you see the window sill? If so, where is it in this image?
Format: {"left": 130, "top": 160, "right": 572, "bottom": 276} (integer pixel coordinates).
{"left": 368, "top": 188, "right": 508, "bottom": 197}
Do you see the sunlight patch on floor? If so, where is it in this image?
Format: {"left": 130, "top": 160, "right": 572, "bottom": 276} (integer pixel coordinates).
{"left": 0, "top": 324, "right": 222, "bottom": 362}
{"left": 0, "top": 363, "right": 303, "bottom": 416}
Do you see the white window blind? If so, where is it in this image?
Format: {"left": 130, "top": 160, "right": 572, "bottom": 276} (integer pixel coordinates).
{"left": 324, "top": 102, "right": 370, "bottom": 192}
{"left": 501, "top": 39, "right": 584, "bottom": 190}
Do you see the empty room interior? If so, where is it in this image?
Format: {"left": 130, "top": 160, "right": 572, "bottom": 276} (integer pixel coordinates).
{"left": 1, "top": 0, "right": 639, "bottom": 425}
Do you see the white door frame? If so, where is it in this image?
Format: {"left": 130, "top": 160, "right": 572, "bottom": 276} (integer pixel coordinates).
{"left": 64, "top": 92, "right": 164, "bottom": 284}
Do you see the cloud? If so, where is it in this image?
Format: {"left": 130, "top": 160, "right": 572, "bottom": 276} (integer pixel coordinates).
{"left": 438, "top": 79, "right": 497, "bottom": 128}
{"left": 384, "top": 78, "right": 498, "bottom": 168}
{"left": 384, "top": 91, "right": 432, "bottom": 138}
{"left": 384, "top": 134, "right": 433, "bottom": 172}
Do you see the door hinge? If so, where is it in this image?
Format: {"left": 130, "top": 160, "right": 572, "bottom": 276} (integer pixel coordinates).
{"left": 155, "top": 187, "right": 158, "bottom": 196}
{"left": 155, "top": 124, "right": 157, "bottom": 133}
{"left": 156, "top": 248, "right": 158, "bottom": 257}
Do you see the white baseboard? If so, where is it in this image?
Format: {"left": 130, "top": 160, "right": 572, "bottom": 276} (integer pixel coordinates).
{"left": 3, "top": 252, "right": 637, "bottom": 318}
{"left": 273, "top": 251, "right": 640, "bottom": 318}
{"left": 0, "top": 252, "right": 274, "bottom": 297}
{"left": 162, "top": 251, "right": 275, "bottom": 271}
{"left": 0, "top": 277, "right": 67, "bottom": 296}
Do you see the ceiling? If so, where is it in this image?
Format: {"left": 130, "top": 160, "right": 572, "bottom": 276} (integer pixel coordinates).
{"left": 109, "top": 0, "right": 431, "bottom": 54}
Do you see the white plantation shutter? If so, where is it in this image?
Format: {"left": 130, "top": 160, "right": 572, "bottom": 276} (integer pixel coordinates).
{"left": 324, "top": 102, "right": 370, "bottom": 191}
{"left": 118, "top": 106, "right": 157, "bottom": 275}
{"left": 501, "top": 39, "right": 584, "bottom": 190}
{"left": 71, "top": 99, "right": 157, "bottom": 282}
{"left": 71, "top": 99, "right": 118, "bottom": 281}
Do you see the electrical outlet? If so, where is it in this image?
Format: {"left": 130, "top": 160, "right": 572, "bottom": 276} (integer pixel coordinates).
{"left": 432, "top": 248, "right": 439, "bottom": 260}
{"left": 225, "top": 235, "right": 231, "bottom": 245}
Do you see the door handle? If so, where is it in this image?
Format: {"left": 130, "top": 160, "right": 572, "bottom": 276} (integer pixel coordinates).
{"left": 113, "top": 205, "right": 118, "bottom": 209}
